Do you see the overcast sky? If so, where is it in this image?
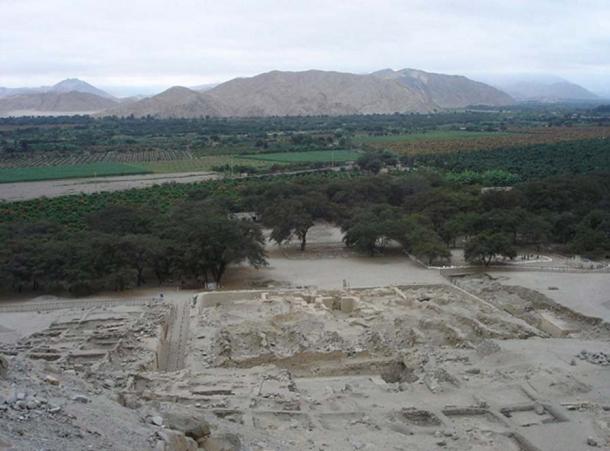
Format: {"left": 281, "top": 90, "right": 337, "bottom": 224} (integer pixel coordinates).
{"left": 1, "top": 0, "right": 609, "bottom": 95}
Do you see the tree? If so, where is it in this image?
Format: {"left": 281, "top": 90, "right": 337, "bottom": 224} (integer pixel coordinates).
{"left": 263, "top": 192, "right": 332, "bottom": 251}
{"left": 118, "top": 234, "right": 163, "bottom": 287}
{"left": 517, "top": 213, "right": 551, "bottom": 250}
{"left": 170, "top": 202, "right": 267, "bottom": 286}
{"left": 464, "top": 232, "right": 516, "bottom": 266}
{"left": 570, "top": 210, "right": 610, "bottom": 258}
{"left": 356, "top": 150, "right": 398, "bottom": 174}
{"left": 342, "top": 205, "right": 403, "bottom": 255}
{"left": 411, "top": 237, "right": 451, "bottom": 266}
{"left": 86, "top": 206, "right": 154, "bottom": 235}
{"left": 389, "top": 214, "right": 450, "bottom": 265}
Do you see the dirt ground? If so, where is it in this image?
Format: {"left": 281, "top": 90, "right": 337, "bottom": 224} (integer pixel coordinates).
{"left": 223, "top": 224, "right": 445, "bottom": 290}
{"left": 488, "top": 271, "right": 610, "bottom": 322}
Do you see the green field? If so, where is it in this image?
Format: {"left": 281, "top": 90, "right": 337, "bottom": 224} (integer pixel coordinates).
{"left": 240, "top": 149, "right": 361, "bottom": 163}
{"left": 137, "top": 156, "right": 274, "bottom": 173}
{"left": 354, "top": 130, "right": 510, "bottom": 143}
{"left": 0, "top": 162, "right": 150, "bottom": 183}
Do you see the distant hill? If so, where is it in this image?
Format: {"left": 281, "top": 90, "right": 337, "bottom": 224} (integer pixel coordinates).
{"left": 0, "top": 78, "right": 114, "bottom": 100}
{"left": 0, "top": 91, "right": 118, "bottom": 116}
{"left": 105, "top": 68, "right": 513, "bottom": 118}
{"left": 49, "top": 78, "right": 115, "bottom": 99}
{"left": 477, "top": 74, "right": 600, "bottom": 102}
{"left": 0, "top": 78, "right": 119, "bottom": 116}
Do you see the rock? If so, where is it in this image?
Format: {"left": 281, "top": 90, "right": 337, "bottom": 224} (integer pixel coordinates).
{"left": 117, "top": 392, "right": 141, "bottom": 409}
{"left": 534, "top": 404, "right": 545, "bottom": 415}
{"left": 436, "top": 440, "right": 447, "bottom": 447}
{"left": 587, "top": 437, "right": 599, "bottom": 447}
{"left": 25, "top": 397, "right": 38, "bottom": 410}
{"left": 45, "top": 375, "right": 60, "bottom": 385}
{"left": 0, "top": 355, "right": 8, "bottom": 378}
{"left": 16, "top": 392, "right": 26, "bottom": 401}
{"left": 157, "top": 430, "right": 198, "bottom": 451}
{"left": 48, "top": 406, "right": 62, "bottom": 414}
{"left": 150, "top": 416, "right": 164, "bottom": 427}
{"left": 465, "top": 368, "right": 480, "bottom": 375}
{"left": 200, "top": 433, "right": 242, "bottom": 451}
{"left": 162, "top": 410, "right": 211, "bottom": 440}
{"left": 185, "top": 422, "right": 211, "bottom": 441}
{"left": 72, "top": 394, "right": 90, "bottom": 404}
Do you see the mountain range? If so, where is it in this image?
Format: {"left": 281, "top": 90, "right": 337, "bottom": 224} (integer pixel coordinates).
{"left": 103, "top": 68, "right": 514, "bottom": 118}
{"left": 0, "top": 69, "right": 602, "bottom": 118}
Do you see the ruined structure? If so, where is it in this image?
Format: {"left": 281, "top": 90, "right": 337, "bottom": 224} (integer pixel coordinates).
{"left": 1, "top": 283, "right": 610, "bottom": 450}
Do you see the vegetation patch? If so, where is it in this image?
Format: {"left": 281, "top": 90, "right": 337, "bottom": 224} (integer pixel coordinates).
{"left": 136, "top": 156, "right": 272, "bottom": 173}
{"left": 0, "top": 162, "right": 150, "bottom": 183}
{"left": 415, "top": 138, "right": 610, "bottom": 180}
{"left": 354, "top": 130, "right": 509, "bottom": 143}
{"left": 370, "top": 127, "right": 610, "bottom": 156}
{"left": 240, "top": 150, "right": 361, "bottom": 163}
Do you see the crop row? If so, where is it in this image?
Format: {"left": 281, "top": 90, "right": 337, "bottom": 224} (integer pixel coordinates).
{"left": 0, "top": 149, "right": 196, "bottom": 168}
{"left": 364, "top": 126, "right": 610, "bottom": 156}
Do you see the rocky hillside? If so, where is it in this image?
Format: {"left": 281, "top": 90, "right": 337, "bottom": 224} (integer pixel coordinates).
{"left": 373, "top": 68, "right": 514, "bottom": 108}
{"left": 105, "top": 68, "right": 514, "bottom": 118}
{"left": 204, "top": 69, "right": 436, "bottom": 116}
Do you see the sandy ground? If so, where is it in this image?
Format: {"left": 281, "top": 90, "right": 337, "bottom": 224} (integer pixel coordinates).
{"left": 224, "top": 252, "right": 444, "bottom": 290}
{"left": 489, "top": 271, "right": 610, "bottom": 322}
{"left": 0, "top": 171, "right": 220, "bottom": 201}
{"left": 223, "top": 224, "right": 445, "bottom": 289}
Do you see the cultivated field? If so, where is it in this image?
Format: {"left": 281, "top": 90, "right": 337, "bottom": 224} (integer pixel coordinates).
{"left": 360, "top": 126, "right": 610, "bottom": 156}
{"left": 0, "top": 162, "right": 150, "bottom": 183}
{"left": 137, "top": 156, "right": 274, "bottom": 173}
{"left": 240, "top": 149, "right": 361, "bottom": 163}
{"left": 353, "top": 129, "right": 509, "bottom": 144}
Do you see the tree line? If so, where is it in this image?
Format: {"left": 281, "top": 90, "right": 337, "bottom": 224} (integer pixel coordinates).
{"left": 1, "top": 171, "right": 608, "bottom": 295}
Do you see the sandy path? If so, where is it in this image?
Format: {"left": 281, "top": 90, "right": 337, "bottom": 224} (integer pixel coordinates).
{"left": 162, "top": 298, "right": 190, "bottom": 371}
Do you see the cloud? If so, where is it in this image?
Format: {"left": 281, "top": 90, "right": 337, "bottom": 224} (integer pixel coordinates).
{"left": 1, "top": 0, "right": 609, "bottom": 95}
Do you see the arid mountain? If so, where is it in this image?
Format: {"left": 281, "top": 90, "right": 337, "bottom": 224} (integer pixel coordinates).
{"left": 0, "top": 91, "right": 118, "bottom": 115}
{"left": 103, "top": 86, "right": 228, "bottom": 118}
{"left": 373, "top": 68, "right": 514, "bottom": 108}
{"left": 107, "top": 68, "right": 513, "bottom": 118}
{"left": 499, "top": 80, "right": 599, "bottom": 102}
{"left": 204, "top": 70, "right": 436, "bottom": 116}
